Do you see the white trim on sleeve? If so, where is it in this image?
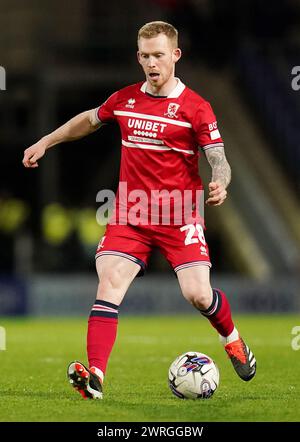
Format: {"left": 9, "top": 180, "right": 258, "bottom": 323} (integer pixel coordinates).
{"left": 200, "top": 142, "right": 224, "bottom": 151}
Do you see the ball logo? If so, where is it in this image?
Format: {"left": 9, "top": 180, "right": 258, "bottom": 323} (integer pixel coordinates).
{"left": 200, "top": 380, "right": 213, "bottom": 398}
{"left": 181, "top": 355, "right": 211, "bottom": 373}
{"left": 191, "top": 356, "right": 211, "bottom": 365}
{"left": 178, "top": 366, "right": 188, "bottom": 376}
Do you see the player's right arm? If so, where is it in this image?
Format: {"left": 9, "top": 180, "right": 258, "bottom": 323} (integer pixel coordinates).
{"left": 22, "top": 108, "right": 101, "bottom": 168}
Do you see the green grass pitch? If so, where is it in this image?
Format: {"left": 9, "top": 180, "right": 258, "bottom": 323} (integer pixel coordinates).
{"left": 0, "top": 315, "right": 299, "bottom": 422}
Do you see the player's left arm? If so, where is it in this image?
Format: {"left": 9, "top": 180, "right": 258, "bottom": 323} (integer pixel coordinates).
{"left": 204, "top": 146, "right": 231, "bottom": 206}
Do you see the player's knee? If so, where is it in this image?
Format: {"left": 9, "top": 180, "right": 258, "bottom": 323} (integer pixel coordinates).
{"left": 182, "top": 284, "right": 212, "bottom": 310}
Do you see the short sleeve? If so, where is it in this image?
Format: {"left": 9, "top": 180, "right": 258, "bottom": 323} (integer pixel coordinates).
{"left": 193, "top": 101, "right": 224, "bottom": 151}
{"left": 95, "top": 91, "right": 119, "bottom": 124}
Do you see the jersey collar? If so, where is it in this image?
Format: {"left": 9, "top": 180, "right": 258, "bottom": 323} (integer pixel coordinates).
{"left": 140, "top": 77, "right": 185, "bottom": 98}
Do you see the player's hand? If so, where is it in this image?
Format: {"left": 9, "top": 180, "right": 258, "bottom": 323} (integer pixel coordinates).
{"left": 23, "top": 141, "right": 47, "bottom": 168}
{"left": 205, "top": 181, "right": 227, "bottom": 206}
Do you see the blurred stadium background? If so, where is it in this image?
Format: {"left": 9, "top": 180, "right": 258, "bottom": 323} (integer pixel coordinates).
{"left": 0, "top": 0, "right": 300, "bottom": 317}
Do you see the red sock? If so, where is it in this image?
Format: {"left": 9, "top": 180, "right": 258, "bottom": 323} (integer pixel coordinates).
{"left": 87, "top": 300, "right": 119, "bottom": 374}
{"left": 200, "top": 288, "right": 234, "bottom": 337}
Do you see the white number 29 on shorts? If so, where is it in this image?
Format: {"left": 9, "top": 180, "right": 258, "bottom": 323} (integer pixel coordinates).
{"left": 180, "top": 224, "right": 206, "bottom": 246}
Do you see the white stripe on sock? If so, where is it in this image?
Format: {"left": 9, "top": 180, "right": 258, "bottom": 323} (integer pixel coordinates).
{"left": 219, "top": 327, "right": 239, "bottom": 346}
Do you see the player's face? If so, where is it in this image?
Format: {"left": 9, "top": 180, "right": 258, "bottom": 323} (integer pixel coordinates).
{"left": 137, "top": 34, "right": 181, "bottom": 91}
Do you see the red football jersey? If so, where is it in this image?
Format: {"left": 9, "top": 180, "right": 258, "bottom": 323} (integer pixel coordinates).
{"left": 96, "top": 79, "right": 224, "bottom": 225}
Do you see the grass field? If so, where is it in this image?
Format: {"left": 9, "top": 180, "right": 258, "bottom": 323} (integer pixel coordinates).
{"left": 0, "top": 315, "right": 299, "bottom": 422}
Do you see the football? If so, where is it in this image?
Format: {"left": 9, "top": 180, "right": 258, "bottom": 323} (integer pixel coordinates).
{"left": 168, "top": 351, "right": 219, "bottom": 399}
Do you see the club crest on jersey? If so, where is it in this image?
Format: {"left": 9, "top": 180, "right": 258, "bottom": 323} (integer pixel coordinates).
{"left": 126, "top": 98, "right": 135, "bottom": 109}
{"left": 164, "top": 102, "right": 180, "bottom": 119}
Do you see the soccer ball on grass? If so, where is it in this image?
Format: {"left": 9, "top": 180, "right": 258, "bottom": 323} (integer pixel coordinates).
{"left": 168, "top": 351, "right": 219, "bottom": 399}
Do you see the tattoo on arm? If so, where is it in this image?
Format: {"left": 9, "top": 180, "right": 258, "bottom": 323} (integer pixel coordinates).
{"left": 204, "top": 146, "right": 231, "bottom": 188}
